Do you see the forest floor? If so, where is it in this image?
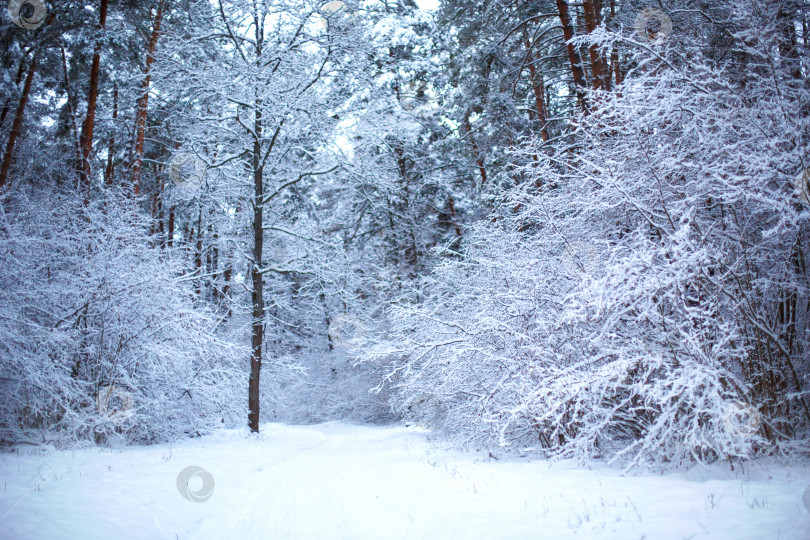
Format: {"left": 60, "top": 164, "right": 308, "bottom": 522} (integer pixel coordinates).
{"left": 0, "top": 422, "right": 808, "bottom": 539}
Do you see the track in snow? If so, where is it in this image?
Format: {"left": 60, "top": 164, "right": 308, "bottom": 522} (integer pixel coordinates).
{"left": 1, "top": 423, "right": 808, "bottom": 539}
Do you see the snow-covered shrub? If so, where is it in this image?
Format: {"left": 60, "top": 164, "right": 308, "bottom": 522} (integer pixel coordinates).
{"left": 370, "top": 0, "right": 810, "bottom": 467}
{"left": 0, "top": 187, "right": 247, "bottom": 447}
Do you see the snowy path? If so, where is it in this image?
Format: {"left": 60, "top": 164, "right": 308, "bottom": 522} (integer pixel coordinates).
{"left": 1, "top": 423, "right": 808, "bottom": 539}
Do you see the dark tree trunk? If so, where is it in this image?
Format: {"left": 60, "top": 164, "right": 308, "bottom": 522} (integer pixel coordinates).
{"left": 463, "top": 117, "right": 487, "bottom": 187}
{"left": 211, "top": 227, "right": 219, "bottom": 302}
{"left": 78, "top": 0, "right": 108, "bottom": 189}
{"left": 0, "top": 52, "right": 39, "bottom": 190}
{"left": 195, "top": 207, "right": 203, "bottom": 294}
{"left": 167, "top": 204, "right": 175, "bottom": 247}
{"left": 248, "top": 11, "right": 267, "bottom": 434}
{"left": 104, "top": 83, "right": 118, "bottom": 185}
{"left": 150, "top": 192, "right": 159, "bottom": 239}
{"left": 248, "top": 109, "right": 264, "bottom": 433}
{"left": 131, "top": 1, "right": 164, "bottom": 196}
{"left": 520, "top": 21, "right": 550, "bottom": 142}
{"left": 222, "top": 252, "right": 233, "bottom": 317}
{"left": 555, "top": 0, "right": 588, "bottom": 112}
{"left": 158, "top": 189, "right": 165, "bottom": 248}
{"left": 582, "top": 0, "right": 610, "bottom": 91}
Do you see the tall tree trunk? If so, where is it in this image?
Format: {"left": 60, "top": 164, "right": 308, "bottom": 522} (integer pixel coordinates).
{"left": 104, "top": 83, "right": 118, "bottom": 185}
{"left": 520, "top": 23, "right": 550, "bottom": 142}
{"left": 131, "top": 1, "right": 165, "bottom": 196}
{"left": 222, "top": 252, "right": 233, "bottom": 316}
{"left": 167, "top": 203, "right": 175, "bottom": 247}
{"left": 248, "top": 12, "right": 266, "bottom": 434}
{"left": 249, "top": 103, "right": 264, "bottom": 433}
{"left": 555, "top": 0, "right": 588, "bottom": 112}
{"left": 463, "top": 117, "right": 487, "bottom": 187}
{"left": 211, "top": 226, "right": 219, "bottom": 302}
{"left": 0, "top": 52, "right": 39, "bottom": 190}
{"left": 582, "top": 0, "right": 609, "bottom": 91}
{"left": 158, "top": 186, "right": 166, "bottom": 248}
{"left": 194, "top": 210, "right": 203, "bottom": 293}
{"left": 150, "top": 192, "right": 159, "bottom": 239}
{"left": 78, "top": 0, "right": 109, "bottom": 189}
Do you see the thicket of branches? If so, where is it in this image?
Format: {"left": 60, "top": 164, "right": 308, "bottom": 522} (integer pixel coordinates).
{"left": 0, "top": 0, "right": 461, "bottom": 445}
{"left": 0, "top": 188, "right": 246, "bottom": 445}
{"left": 1, "top": 0, "right": 808, "bottom": 466}
{"left": 370, "top": 0, "right": 810, "bottom": 467}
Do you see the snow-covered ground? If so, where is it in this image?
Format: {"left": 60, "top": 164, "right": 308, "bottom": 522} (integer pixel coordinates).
{"left": 1, "top": 423, "right": 808, "bottom": 539}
